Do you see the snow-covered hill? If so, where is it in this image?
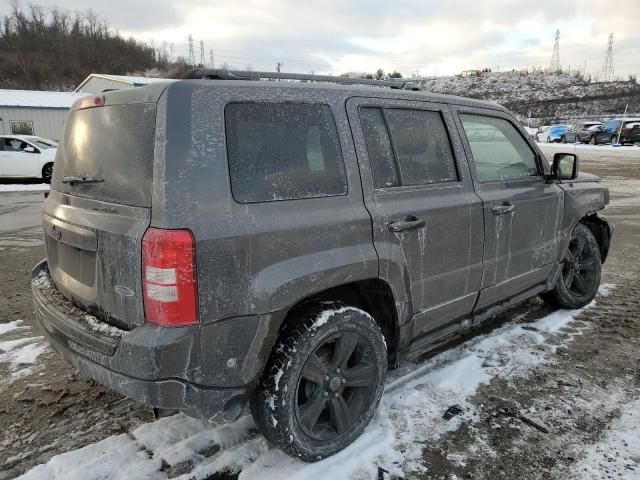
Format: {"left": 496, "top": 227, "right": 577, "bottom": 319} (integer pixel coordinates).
{"left": 417, "top": 72, "right": 640, "bottom": 125}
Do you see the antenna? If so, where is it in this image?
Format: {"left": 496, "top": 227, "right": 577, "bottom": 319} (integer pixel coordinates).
{"left": 187, "top": 34, "right": 195, "bottom": 67}
{"left": 549, "top": 29, "right": 561, "bottom": 73}
{"left": 601, "top": 33, "right": 614, "bottom": 82}
{"left": 199, "top": 41, "right": 205, "bottom": 67}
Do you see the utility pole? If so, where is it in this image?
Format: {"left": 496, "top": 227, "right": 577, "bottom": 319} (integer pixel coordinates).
{"left": 187, "top": 34, "right": 195, "bottom": 67}
{"left": 602, "top": 33, "right": 614, "bottom": 82}
{"left": 199, "top": 41, "right": 205, "bottom": 67}
{"left": 209, "top": 49, "right": 214, "bottom": 68}
{"left": 549, "top": 29, "right": 561, "bottom": 73}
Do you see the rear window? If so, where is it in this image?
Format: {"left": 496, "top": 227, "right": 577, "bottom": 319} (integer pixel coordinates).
{"left": 225, "top": 102, "right": 347, "bottom": 203}
{"left": 52, "top": 103, "right": 156, "bottom": 207}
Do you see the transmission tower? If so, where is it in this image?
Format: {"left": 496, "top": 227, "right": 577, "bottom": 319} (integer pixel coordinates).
{"left": 209, "top": 49, "right": 214, "bottom": 68}
{"left": 199, "top": 41, "right": 205, "bottom": 67}
{"left": 549, "top": 29, "right": 561, "bottom": 73}
{"left": 187, "top": 34, "right": 195, "bottom": 66}
{"left": 601, "top": 33, "right": 614, "bottom": 82}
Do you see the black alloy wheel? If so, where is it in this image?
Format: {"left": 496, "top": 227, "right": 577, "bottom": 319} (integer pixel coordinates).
{"left": 296, "top": 331, "right": 378, "bottom": 440}
{"left": 251, "top": 302, "right": 387, "bottom": 461}
{"left": 540, "top": 223, "right": 602, "bottom": 309}
{"left": 561, "top": 234, "right": 599, "bottom": 301}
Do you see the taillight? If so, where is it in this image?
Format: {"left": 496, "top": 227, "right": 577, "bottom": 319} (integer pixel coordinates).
{"left": 142, "top": 228, "right": 198, "bottom": 327}
{"left": 77, "top": 95, "right": 105, "bottom": 110}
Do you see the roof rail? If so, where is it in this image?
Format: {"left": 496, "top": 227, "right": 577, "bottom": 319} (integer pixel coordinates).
{"left": 181, "top": 68, "right": 411, "bottom": 89}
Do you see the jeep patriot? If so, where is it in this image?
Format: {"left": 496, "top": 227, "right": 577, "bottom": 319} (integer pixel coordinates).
{"left": 32, "top": 70, "right": 612, "bottom": 461}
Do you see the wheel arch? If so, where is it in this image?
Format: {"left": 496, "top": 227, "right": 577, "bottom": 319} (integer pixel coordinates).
{"left": 278, "top": 278, "right": 400, "bottom": 358}
{"left": 580, "top": 213, "right": 613, "bottom": 263}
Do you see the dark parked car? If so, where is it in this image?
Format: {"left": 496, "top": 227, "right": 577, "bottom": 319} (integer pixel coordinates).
{"left": 32, "top": 70, "right": 613, "bottom": 461}
{"left": 582, "top": 118, "right": 640, "bottom": 145}
{"left": 574, "top": 121, "right": 602, "bottom": 143}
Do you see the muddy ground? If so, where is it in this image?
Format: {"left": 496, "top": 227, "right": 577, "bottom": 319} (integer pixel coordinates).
{"left": 0, "top": 144, "right": 639, "bottom": 479}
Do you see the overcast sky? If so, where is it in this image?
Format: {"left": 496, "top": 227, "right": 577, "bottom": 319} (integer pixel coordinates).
{"left": 3, "top": 0, "right": 639, "bottom": 78}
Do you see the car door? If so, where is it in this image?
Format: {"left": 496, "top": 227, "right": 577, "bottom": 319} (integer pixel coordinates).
{"left": 599, "top": 120, "right": 618, "bottom": 143}
{"left": 453, "top": 107, "right": 563, "bottom": 309}
{"left": 2, "top": 138, "right": 39, "bottom": 177}
{"left": 347, "top": 97, "right": 484, "bottom": 345}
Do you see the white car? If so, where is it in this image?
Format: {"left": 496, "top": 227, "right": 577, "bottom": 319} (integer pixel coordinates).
{"left": 0, "top": 135, "right": 58, "bottom": 183}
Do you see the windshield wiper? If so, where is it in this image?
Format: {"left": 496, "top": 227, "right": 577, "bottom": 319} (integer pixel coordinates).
{"left": 61, "top": 175, "right": 104, "bottom": 185}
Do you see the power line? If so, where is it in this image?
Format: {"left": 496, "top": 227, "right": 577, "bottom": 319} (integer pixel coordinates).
{"left": 549, "top": 29, "right": 561, "bottom": 73}
{"left": 187, "top": 34, "right": 195, "bottom": 66}
{"left": 601, "top": 33, "right": 614, "bottom": 82}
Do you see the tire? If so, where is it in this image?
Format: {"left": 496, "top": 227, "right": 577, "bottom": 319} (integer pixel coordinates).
{"left": 540, "top": 223, "right": 602, "bottom": 309}
{"left": 590, "top": 135, "right": 597, "bottom": 145}
{"left": 42, "top": 163, "right": 54, "bottom": 184}
{"left": 251, "top": 302, "right": 388, "bottom": 462}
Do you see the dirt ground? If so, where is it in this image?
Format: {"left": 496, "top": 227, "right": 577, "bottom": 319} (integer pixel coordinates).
{"left": 0, "top": 144, "right": 639, "bottom": 479}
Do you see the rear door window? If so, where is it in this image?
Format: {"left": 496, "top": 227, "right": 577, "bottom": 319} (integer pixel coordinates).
{"left": 460, "top": 114, "right": 539, "bottom": 181}
{"left": 359, "top": 107, "right": 458, "bottom": 188}
{"left": 359, "top": 107, "right": 399, "bottom": 188}
{"left": 384, "top": 109, "right": 458, "bottom": 186}
{"left": 225, "top": 103, "right": 347, "bottom": 203}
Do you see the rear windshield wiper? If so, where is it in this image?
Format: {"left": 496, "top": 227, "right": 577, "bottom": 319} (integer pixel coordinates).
{"left": 61, "top": 176, "right": 104, "bottom": 185}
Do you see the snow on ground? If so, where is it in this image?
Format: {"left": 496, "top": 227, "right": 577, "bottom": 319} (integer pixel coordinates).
{"left": 570, "top": 396, "right": 640, "bottom": 479}
{"left": 0, "top": 183, "right": 49, "bottom": 192}
{"left": 17, "top": 285, "right": 615, "bottom": 480}
{"left": 0, "top": 319, "right": 48, "bottom": 385}
{"left": 537, "top": 142, "right": 640, "bottom": 152}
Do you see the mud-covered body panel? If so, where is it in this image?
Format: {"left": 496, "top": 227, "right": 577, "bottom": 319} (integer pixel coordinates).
{"left": 152, "top": 82, "right": 379, "bottom": 323}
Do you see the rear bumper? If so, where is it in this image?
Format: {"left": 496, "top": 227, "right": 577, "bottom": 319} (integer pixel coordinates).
{"left": 32, "top": 260, "right": 284, "bottom": 422}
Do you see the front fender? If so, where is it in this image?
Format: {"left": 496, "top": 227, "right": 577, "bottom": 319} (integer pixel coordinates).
{"left": 557, "top": 180, "right": 612, "bottom": 262}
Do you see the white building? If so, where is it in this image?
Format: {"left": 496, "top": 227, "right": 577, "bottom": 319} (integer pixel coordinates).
{"left": 75, "top": 74, "right": 170, "bottom": 94}
{"left": 0, "top": 89, "right": 87, "bottom": 141}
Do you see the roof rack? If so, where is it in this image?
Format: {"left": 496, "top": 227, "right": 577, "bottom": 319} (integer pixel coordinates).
{"left": 181, "top": 68, "right": 415, "bottom": 90}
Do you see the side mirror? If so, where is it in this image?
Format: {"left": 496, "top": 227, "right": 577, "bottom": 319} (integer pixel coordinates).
{"left": 552, "top": 153, "right": 579, "bottom": 180}
{"left": 23, "top": 146, "right": 36, "bottom": 153}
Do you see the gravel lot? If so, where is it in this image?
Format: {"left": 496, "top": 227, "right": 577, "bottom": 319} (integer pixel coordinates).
{"left": 0, "top": 144, "right": 638, "bottom": 479}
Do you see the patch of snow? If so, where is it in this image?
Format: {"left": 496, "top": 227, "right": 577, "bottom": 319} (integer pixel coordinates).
{"left": 273, "top": 368, "right": 284, "bottom": 392}
{"left": 0, "top": 319, "right": 28, "bottom": 336}
{"left": 31, "top": 270, "right": 53, "bottom": 289}
{"left": 0, "top": 183, "right": 50, "bottom": 192}
{"left": 312, "top": 306, "right": 370, "bottom": 329}
{"left": 226, "top": 358, "right": 238, "bottom": 368}
{"left": 597, "top": 283, "right": 616, "bottom": 297}
{"left": 81, "top": 315, "right": 125, "bottom": 339}
{"left": 0, "top": 340, "right": 48, "bottom": 367}
{"left": 570, "top": 397, "right": 640, "bottom": 479}
{"left": 17, "top": 287, "right": 614, "bottom": 480}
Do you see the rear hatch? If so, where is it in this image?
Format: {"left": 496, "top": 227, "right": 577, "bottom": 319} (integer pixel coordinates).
{"left": 44, "top": 91, "right": 162, "bottom": 330}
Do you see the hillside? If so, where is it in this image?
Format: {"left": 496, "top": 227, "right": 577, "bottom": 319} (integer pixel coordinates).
{"left": 418, "top": 72, "right": 640, "bottom": 125}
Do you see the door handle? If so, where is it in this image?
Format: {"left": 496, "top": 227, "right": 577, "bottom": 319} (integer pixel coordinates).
{"left": 491, "top": 203, "right": 515, "bottom": 215}
{"left": 388, "top": 216, "right": 426, "bottom": 232}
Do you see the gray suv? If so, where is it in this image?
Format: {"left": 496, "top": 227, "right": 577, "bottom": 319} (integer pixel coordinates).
{"left": 32, "top": 70, "right": 612, "bottom": 461}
